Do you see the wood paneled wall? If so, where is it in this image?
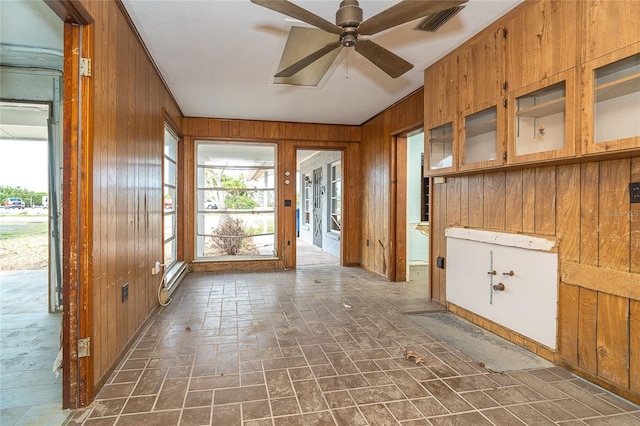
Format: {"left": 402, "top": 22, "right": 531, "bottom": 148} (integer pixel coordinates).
{"left": 360, "top": 89, "right": 424, "bottom": 279}
{"left": 431, "top": 157, "right": 640, "bottom": 402}
{"left": 183, "top": 118, "right": 361, "bottom": 271}
{"left": 81, "top": 0, "right": 183, "bottom": 392}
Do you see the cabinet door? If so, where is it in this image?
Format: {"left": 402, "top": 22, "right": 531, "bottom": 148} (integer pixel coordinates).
{"left": 506, "top": 0, "right": 578, "bottom": 92}
{"left": 582, "top": 0, "right": 640, "bottom": 63}
{"left": 425, "top": 54, "right": 458, "bottom": 127}
{"left": 581, "top": 44, "right": 640, "bottom": 155}
{"left": 507, "top": 68, "right": 577, "bottom": 164}
{"left": 459, "top": 98, "right": 506, "bottom": 171}
{"left": 426, "top": 118, "right": 458, "bottom": 176}
{"left": 458, "top": 26, "right": 506, "bottom": 112}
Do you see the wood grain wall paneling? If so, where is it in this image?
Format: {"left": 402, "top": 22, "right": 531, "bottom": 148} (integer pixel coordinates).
{"left": 83, "top": 0, "right": 182, "bottom": 392}
{"left": 504, "top": 170, "right": 523, "bottom": 232}
{"left": 578, "top": 288, "right": 598, "bottom": 373}
{"left": 522, "top": 169, "right": 536, "bottom": 234}
{"left": 631, "top": 158, "right": 640, "bottom": 273}
{"left": 467, "top": 175, "right": 484, "bottom": 228}
{"left": 558, "top": 283, "right": 579, "bottom": 366}
{"left": 598, "top": 159, "right": 631, "bottom": 271}
{"left": 580, "top": 163, "right": 600, "bottom": 265}
{"left": 557, "top": 164, "right": 581, "bottom": 262}
{"left": 632, "top": 301, "right": 640, "bottom": 394}
{"left": 596, "top": 293, "right": 630, "bottom": 388}
{"left": 483, "top": 172, "right": 506, "bottom": 230}
{"left": 534, "top": 166, "right": 556, "bottom": 236}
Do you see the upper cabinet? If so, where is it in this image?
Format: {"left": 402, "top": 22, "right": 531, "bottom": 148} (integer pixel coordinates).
{"left": 425, "top": 54, "right": 459, "bottom": 175}
{"left": 581, "top": 44, "right": 640, "bottom": 155}
{"left": 505, "top": 0, "right": 578, "bottom": 92}
{"left": 425, "top": 54, "right": 458, "bottom": 128}
{"left": 458, "top": 27, "right": 506, "bottom": 112}
{"left": 582, "top": 0, "right": 640, "bottom": 63}
{"left": 423, "top": 0, "right": 639, "bottom": 176}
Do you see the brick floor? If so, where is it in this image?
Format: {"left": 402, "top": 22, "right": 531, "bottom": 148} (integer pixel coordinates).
{"left": 67, "top": 265, "right": 640, "bottom": 425}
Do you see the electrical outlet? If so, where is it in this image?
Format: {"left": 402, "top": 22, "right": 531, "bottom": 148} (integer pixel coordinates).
{"left": 122, "top": 283, "right": 128, "bottom": 302}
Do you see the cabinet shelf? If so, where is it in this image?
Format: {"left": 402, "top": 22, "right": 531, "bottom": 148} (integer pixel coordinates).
{"left": 465, "top": 119, "right": 497, "bottom": 138}
{"left": 516, "top": 97, "right": 565, "bottom": 118}
{"left": 429, "top": 134, "right": 452, "bottom": 144}
{"left": 595, "top": 72, "right": 640, "bottom": 102}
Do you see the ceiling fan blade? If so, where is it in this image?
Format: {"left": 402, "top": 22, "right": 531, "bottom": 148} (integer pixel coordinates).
{"left": 358, "top": 0, "right": 468, "bottom": 36}
{"left": 251, "top": 0, "right": 342, "bottom": 34}
{"left": 275, "top": 40, "right": 342, "bottom": 78}
{"left": 354, "top": 39, "right": 413, "bottom": 78}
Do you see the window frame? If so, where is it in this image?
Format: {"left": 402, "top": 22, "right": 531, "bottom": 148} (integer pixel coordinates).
{"left": 328, "top": 160, "right": 341, "bottom": 233}
{"left": 163, "top": 125, "right": 179, "bottom": 269}
{"left": 194, "top": 141, "right": 277, "bottom": 260}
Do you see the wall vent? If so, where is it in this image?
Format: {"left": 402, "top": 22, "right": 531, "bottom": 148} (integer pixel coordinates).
{"left": 414, "top": 6, "right": 465, "bottom": 32}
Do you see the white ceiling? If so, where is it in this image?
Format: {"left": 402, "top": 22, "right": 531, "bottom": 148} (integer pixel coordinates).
{"left": 121, "top": 0, "right": 523, "bottom": 126}
{"left": 0, "top": 1, "right": 523, "bottom": 128}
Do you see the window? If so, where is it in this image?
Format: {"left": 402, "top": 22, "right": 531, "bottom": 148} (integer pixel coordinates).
{"left": 195, "top": 142, "right": 276, "bottom": 259}
{"left": 303, "top": 174, "right": 311, "bottom": 225}
{"left": 163, "top": 126, "right": 178, "bottom": 268}
{"left": 329, "top": 161, "right": 341, "bottom": 232}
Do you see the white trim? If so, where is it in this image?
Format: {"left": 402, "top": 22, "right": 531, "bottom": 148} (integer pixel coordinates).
{"left": 445, "top": 227, "right": 556, "bottom": 252}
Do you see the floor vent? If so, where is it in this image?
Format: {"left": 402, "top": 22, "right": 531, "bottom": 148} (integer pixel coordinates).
{"left": 414, "top": 6, "right": 465, "bottom": 32}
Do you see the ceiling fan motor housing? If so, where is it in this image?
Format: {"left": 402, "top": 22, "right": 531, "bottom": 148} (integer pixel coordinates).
{"left": 336, "top": 0, "right": 363, "bottom": 47}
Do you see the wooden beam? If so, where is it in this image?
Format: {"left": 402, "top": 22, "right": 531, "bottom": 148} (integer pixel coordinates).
{"left": 561, "top": 261, "right": 640, "bottom": 301}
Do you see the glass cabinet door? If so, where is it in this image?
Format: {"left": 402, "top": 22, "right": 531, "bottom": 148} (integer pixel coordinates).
{"left": 427, "top": 120, "right": 456, "bottom": 174}
{"left": 508, "top": 69, "right": 576, "bottom": 163}
{"left": 582, "top": 46, "right": 640, "bottom": 154}
{"left": 460, "top": 99, "right": 505, "bottom": 171}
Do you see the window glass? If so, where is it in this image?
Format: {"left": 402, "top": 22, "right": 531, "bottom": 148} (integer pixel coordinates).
{"left": 163, "top": 127, "right": 178, "bottom": 268}
{"left": 195, "top": 142, "right": 276, "bottom": 259}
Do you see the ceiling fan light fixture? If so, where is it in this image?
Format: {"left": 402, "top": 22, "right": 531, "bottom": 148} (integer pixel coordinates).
{"left": 414, "top": 6, "right": 465, "bottom": 32}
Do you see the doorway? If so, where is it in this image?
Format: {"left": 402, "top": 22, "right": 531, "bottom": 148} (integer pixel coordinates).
{"left": 296, "top": 150, "right": 341, "bottom": 267}
{"left": 406, "top": 130, "right": 429, "bottom": 281}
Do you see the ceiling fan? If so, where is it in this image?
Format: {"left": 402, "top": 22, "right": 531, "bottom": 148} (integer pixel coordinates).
{"left": 251, "top": 0, "right": 468, "bottom": 79}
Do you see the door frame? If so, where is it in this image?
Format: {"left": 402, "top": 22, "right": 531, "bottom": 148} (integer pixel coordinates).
{"left": 47, "top": 0, "right": 94, "bottom": 409}
{"left": 390, "top": 126, "right": 424, "bottom": 283}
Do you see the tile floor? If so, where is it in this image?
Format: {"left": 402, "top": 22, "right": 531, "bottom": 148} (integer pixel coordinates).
{"left": 68, "top": 264, "right": 640, "bottom": 425}
{"left": 0, "top": 270, "right": 71, "bottom": 425}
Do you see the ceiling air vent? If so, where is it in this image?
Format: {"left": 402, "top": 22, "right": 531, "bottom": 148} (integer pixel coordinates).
{"left": 414, "top": 6, "right": 465, "bottom": 32}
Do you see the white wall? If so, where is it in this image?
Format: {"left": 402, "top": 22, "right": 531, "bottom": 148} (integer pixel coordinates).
{"left": 407, "top": 133, "right": 429, "bottom": 264}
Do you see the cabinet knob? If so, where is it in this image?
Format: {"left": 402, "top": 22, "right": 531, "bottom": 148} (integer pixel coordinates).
{"left": 493, "top": 283, "right": 505, "bottom": 291}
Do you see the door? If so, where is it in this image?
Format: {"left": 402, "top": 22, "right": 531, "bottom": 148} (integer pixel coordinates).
{"left": 312, "top": 167, "right": 323, "bottom": 248}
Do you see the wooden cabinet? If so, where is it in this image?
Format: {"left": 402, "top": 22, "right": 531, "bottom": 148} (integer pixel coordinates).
{"left": 424, "top": 54, "right": 458, "bottom": 127}
{"left": 582, "top": 0, "right": 640, "bottom": 63}
{"left": 581, "top": 44, "right": 640, "bottom": 155}
{"left": 426, "top": 118, "right": 457, "bottom": 175}
{"left": 506, "top": 0, "right": 578, "bottom": 92}
{"left": 460, "top": 98, "right": 505, "bottom": 171}
{"left": 507, "top": 69, "right": 577, "bottom": 164}
{"left": 458, "top": 27, "right": 506, "bottom": 112}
